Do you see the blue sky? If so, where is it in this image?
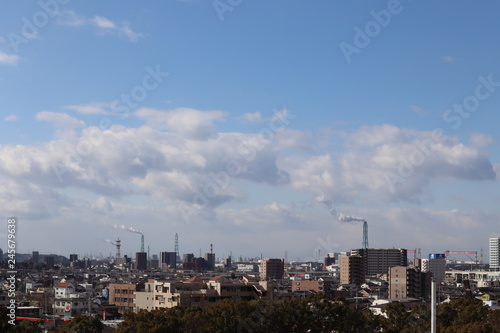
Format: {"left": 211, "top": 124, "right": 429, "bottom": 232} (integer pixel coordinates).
{"left": 0, "top": 0, "right": 499, "bottom": 262}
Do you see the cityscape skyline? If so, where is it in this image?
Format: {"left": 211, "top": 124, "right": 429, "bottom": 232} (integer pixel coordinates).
{"left": 0, "top": 1, "right": 499, "bottom": 260}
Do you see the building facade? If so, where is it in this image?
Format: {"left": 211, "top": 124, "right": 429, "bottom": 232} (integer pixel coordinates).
{"left": 351, "top": 248, "right": 407, "bottom": 276}
{"left": 490, "top": 238, "right": 500, "bottom": 271}
{"left": 422, "top": 253, "right": 446, "bottom": 282}
{"left": 109, "top": 283, "right": 145, "bottom": 313}
{"left": 160, "top": 251, "right": 177, "bottom": 268}
{"left": 389, "top": 266, "right": 431, "bottom": 300}
{"left": 259, "top": 258, "right": 285, "bottom": 280}
{"left": 135, "top": 252, "right": 147, "bottom": 271}
{"left": 340, "top": 255, "right": 365, "bottom": 286}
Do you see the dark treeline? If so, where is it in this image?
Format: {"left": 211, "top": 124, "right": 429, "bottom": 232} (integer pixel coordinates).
{"left": 2, "top": 295, "right": 500, "bottom": 332}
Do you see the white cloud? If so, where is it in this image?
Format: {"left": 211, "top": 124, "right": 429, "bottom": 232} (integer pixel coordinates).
{"left": 92, "top": 16, "right": 116, "bottom": 29}
{"left": 64, "top": 103, "right": 111, "bottom": 115}
{"left": 4, "top": 115, "right": 18, "bottom": 122}
{"left": 410, "top": 105, "right": 426, "bottom": 117}
{"left": 241, "top": 112, "right": 263, "bottom": 123}
{"left": 0, "top": 118, "right": 498, "bottom": 257}
{"left": 117, "top": 23, "right": 143, "bottom": 42}
{"left": 56, "top": 11, "right": 142, "bottom": 42}
{"left": 0, "top": 52, "right": 20, "bottom": 65}
{"left": 36, "top": 111, "right": 86, "bottom": 128}
{"left": 135, "top": 107, "right": 226, "bottom": 140}
{"left": 56, "top": 10, "right": 87, "bottom": 26}
{"left": 281, "top": 126, "right": 496, "bottom": 203}
{"left": 494, "top": 164, "right": 500, "bottom": 180}
{"left": 469, "top": 133, "right": 494, "bottom": 148}
{"left": 337, "top": 124, "right": 410, "bottom": 148}
{"left": 441, "top": 55, "right": 456, "bottom": 63}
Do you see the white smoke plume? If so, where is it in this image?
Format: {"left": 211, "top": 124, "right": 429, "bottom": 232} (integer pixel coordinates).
{"left": 103, "top": 239, "right": 116, "bottom": 245}
{"left": 338, "top": 214, "right": 365, "bottom": 223}
{"left": 315, "top": 195, "right": 337, "bottom": 217}
{"left": 316, "top": 196, "right": 366, "bottom": 222}
{"left": 113, "top": 224, "right": 142, "bottom": 234}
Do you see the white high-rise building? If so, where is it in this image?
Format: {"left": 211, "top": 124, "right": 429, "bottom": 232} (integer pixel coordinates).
{"left": 489, "top": 238, "right": 500, "bottom": 271}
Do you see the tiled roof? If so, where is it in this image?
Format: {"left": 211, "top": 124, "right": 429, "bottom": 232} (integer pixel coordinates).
{"left": 184, "top": 276, "right": 204, "bottom": 283}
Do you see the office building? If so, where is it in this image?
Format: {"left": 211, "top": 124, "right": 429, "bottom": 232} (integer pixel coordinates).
{"left": 351, "top": 248, "right": 407, "bottom": 276}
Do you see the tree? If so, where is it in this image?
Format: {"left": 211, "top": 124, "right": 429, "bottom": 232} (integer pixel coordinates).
{"left": 437, "top": 299, "right": 493, "bottom": 333}
{"left": 56, "top": 315, "right": 104, "bottom": 333}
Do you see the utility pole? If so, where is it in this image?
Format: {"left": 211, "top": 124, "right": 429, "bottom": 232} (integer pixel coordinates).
{"left": 431, "top": 278, "right": 436, "bottom": 333}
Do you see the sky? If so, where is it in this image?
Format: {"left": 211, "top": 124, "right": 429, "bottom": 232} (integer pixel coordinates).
{"left": 0, "top": 0, "right": 499, "bottom": 263}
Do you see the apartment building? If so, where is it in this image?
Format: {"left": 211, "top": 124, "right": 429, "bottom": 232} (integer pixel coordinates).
{"left": 421, "top": 253, "right": 446, "bottom": 282}
{"left": 490, "top": 238, "right": 500, "bottom": 271}
{"left": 260, "top": 258, "right": 285, "bottom": 280}
{"left": 292, "top": 279, "right": 334, "bottom": 294}
{"left": 340, "top": 255, "right": 365, "bottom": 286}
{"left": 351, "top": 248, "right": 407, "bottom": 276}
{"left": 109, "top": 283, "right": 145, "bottom": 313}
{"left": 134, "top": 276, "right": 269, "bottom": 311}
{"left": 388, "top": 266, "right": 431, "bottom": 300}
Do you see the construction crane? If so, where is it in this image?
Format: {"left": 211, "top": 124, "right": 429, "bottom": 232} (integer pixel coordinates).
{"left": 444, "top": 251, "right": 477, "bottom": 263}
{"left": 407, "top": 249, "right": 421, "bottom": 260}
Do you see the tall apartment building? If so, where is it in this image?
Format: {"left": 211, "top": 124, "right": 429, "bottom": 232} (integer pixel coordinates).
{"left": 490, "top": 238, "right": 500, "bottom": 271}
{"left": 205, "top": 253, "right": 216, "bottom": 271}
{"left": 183, "top": 253, "right": 194, "bottom": 264}
{"left": 421, "top": 253, "right": 446, "bottom": 282}
{"left": 135, "top": 252, "right": 147, "bottom": 271}
{"left": 351, "top": 248, "right": 407, "bottom": 276}
{"left": 260, "top": 258, "right": 285, "bottom": 280}
{"left": 389, "top": 266, "right": 431, "bottom": 300}
{"left": 340, "top": 255, "right": 365, "bottom": 286}
{"left": 160, "top": 251, "right": 177, "bottom": 268}
{"left": 32, "top": 251, "right": 39, "bottom": 264}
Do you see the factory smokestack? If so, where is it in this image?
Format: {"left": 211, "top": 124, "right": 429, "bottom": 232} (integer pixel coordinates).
{"left": 141, "top": 234, "right": 144, "bottom": 253}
